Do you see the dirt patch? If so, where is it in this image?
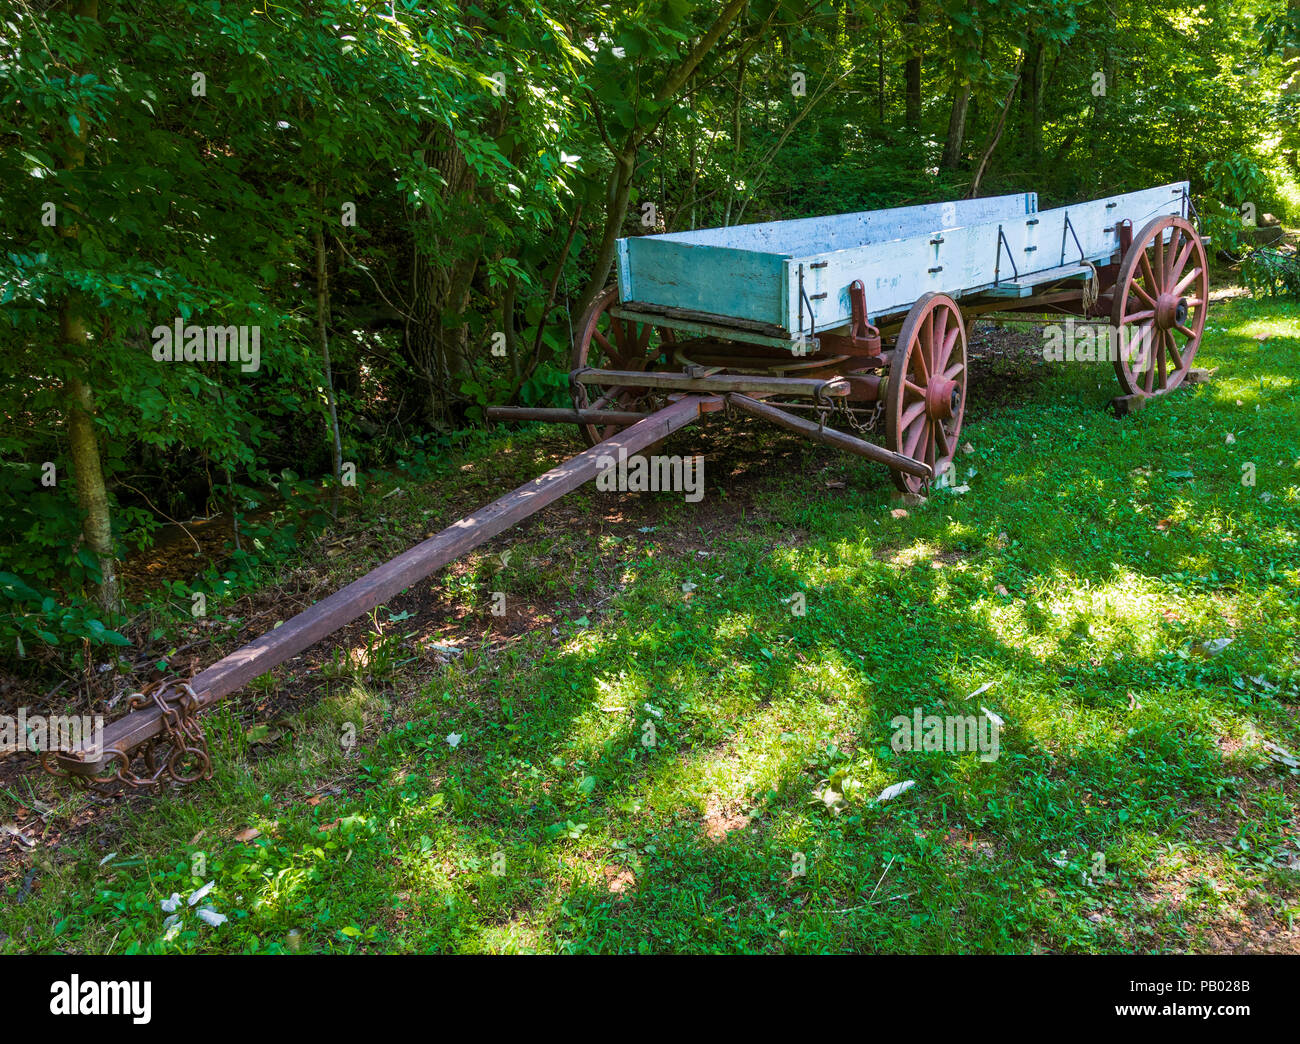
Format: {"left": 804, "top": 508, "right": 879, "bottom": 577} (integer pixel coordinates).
{"left": 703, "top": 802, "right": 751, "bottom": 841}
{"left": 603, "top": 865, "right": 636, "bottom": 894}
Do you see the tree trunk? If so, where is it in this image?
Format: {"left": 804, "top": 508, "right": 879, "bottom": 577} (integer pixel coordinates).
{"left": 904, "top": 0, "right": 922, "bottom": 131}
{"left": 574, "top": 149, "right": 635, "bottom": 326}
{"left": 968, "top": 74, "right": 1021, "bottom": 197}
{"left": 313, "top": 189, "right": 343, "bottom": 517}
{"left": 58, "top": 0, "right": 120, "bottom": 614}
{"left": 878, "top": 34, "right": 886, "bottom": 121}
{"left": 404, "top": 124, "right": 481, "bottom": 427}
{"left": 64, "top": 354, "right": 120, "bottom": 614}
{"left": 940, "top": 81, "right": 971, "bottom": 170}
{"left": 1020, "top": 38, "right": 1044, "bottom": 160}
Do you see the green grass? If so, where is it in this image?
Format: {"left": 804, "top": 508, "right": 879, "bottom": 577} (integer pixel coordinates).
{"left": 3, "top": 295, "right": 1298, "bottom": 954}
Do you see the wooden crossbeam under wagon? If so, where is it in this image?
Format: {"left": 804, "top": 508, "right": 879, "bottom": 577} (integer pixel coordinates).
{"left": 47, "top": 183, "right": 1211, "bottom": 788}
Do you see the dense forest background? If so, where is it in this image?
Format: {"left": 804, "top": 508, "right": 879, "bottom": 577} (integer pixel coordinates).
{"left": 1, "top": 0, "right": 1297, "bottom": 656}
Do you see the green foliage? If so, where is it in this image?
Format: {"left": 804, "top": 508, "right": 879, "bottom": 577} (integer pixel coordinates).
{"left": 0, "top": 570, "right": 130, "bottom": 650}
{"left": 0, "top": 0, "right": 1295, "bottom": 652}
{"left": 1243, "top": 247, "right": 1300, "bottom": 298}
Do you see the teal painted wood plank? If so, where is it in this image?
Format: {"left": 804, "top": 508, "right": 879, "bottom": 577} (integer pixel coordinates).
{"left": 619, "top": 238, "right": 788, "bottom": 327}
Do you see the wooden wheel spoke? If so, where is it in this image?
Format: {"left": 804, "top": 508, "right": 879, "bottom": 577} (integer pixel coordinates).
{"left": 943, "top": 362, "right": 964, "bottom": 381}
{"left": 1122, "top": 308, "right": 1155, "bottom": 325}
{"left": 1138, "top": 251, "right": 1159, "bottom": 296}
{"left": 1124, "top": 322, "right": 1154, "bottom": 365}
{"left": 1166, "top": 332, "right": 1185, "bottom": 371}
{"left": 1172, "top": 267, "right": 1202, "bottom": 297}
{"left": 913, "top": 317, "right": 933, "bottom": 381}
{"left": 904, "top": 415, "right": 929, "bottom": 458}
{"left": 1163, "top": 228, "right": 1182, "bottom": 279}
{"left": 590, "top": 385, "right": 626, "bottom": 410}
{"left": 1131, "top": 282, "right": 1157, "bottom": 310}
{"left": 935, "top": 421, "right": 953, "bottom": 460}
{"left": 1153, "top": 231, "right": 1165, "bottom": 284}
{"left": 938, "top": 323, "right": 960, "bottom": 372}
{"left": 1174, "top": 322, "right": 1196, "bottom": 342}
{"left": 592, "top": 329, "right": 613, "bottom": 355}
{"left": 899, "top": 399, "right": 927, "bottom": 434}
{"left": 1168, "top": 236, "right": 1193, "bottom": 281}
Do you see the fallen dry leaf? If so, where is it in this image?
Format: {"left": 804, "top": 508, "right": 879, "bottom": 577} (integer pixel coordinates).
{"left": 891, "top": 508, "right": 908, "bottom": 519}
{"left": 234, "top": 827, "right": 261, "bottom": 843}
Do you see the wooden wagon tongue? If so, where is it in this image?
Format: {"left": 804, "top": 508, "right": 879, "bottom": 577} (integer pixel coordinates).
{"left": 45, "top": 399, "right": 699, "bottom": 786}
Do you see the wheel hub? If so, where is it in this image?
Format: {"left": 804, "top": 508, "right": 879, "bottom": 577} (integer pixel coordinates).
{"left": 1155, "top": 292, "right": 1188, "bottom": 330}
{"left": 926, "top": 377, "right": 959, "bottom": 420}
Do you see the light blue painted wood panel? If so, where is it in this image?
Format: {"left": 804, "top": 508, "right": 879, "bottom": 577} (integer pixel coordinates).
{"left": 651, "top": 193, "right": 1036, "bottom": 253}
{"left": 789, "top": 183, "right": 1190, "bottom": 331}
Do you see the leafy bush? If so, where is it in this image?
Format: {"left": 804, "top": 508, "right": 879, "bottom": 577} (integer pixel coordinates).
{"left": 0, "top": 571, "right": 130, "bottom": 654}
{"left": 1243, "top": 247, "right": 1300, "bottom": 299}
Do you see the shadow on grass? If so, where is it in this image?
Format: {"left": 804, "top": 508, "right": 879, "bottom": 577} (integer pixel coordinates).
{"left": 6, "top": 297, "right": 1298, "bottom": 954}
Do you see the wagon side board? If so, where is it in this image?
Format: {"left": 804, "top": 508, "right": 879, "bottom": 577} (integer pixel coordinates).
{"left": 790, "top": 182, "right": 1191, "bottom": 331}
{"left": 641, "top": 192, "right": 1037, "bottom": 253}
{"left": 617, "top": 192, "right": 1038, "bottom": 330}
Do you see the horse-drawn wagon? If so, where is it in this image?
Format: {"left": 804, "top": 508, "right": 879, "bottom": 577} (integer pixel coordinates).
{"left": 545, "top": 180, "right": 1207, "bottom": 493}
{"left": 49, "top": 183, "right": 1211, "bottom": 786}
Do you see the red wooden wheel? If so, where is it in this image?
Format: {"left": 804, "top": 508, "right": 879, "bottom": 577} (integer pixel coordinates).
{"left": 570, "top": 286, "right": 675, "bottom": 447}
{"left": 1111, "top": 215, "right": 1207, "bottom": 397}
{"left": 884, "top": 292, "right": 968, "bottom": 495}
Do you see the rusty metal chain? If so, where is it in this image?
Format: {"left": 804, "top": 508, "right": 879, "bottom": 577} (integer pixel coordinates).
{"left": 40, "top": 678, "right": 211, "bottom": 793}
{"left": 834, "top": 397, "right": 884, "bottom": 436}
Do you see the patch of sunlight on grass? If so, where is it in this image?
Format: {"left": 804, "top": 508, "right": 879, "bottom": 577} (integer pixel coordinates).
{"left": 591, "top": 669, "right": 649, "bottom": 714}
{"left": 1224, "top": 313, "right": 1300, "bottom": 340}
{"left": 471, "top": 919, "right": 544, "bottom": 954}
{"left": 881, "top": 539, "right": 943, "bottom": 569}
{"left": 983, "top": 567, "right": 1185, "bottom": 663}
{"left": 643, "top": 702, "right": 814, "bottom": 812}
{"left": 709, "top": 607, "right": 761, "bottom": 644}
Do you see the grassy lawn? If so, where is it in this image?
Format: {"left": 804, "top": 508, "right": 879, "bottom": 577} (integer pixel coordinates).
{"left": 2, "top": 294, "right": 1298, "bottom": 954}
